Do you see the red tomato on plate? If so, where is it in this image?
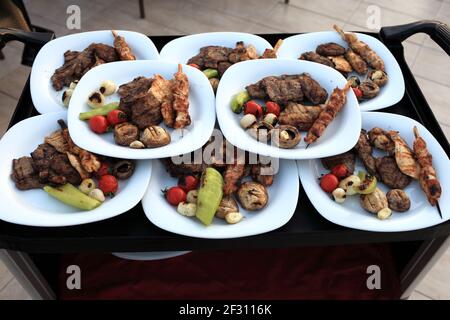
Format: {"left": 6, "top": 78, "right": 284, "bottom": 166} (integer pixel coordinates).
{"left": 89, "top": 115, "right": 109, "bottom": 134}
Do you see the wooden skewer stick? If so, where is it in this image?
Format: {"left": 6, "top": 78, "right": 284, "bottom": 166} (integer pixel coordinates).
{"left": 437, "top": 202, "right": 443, "bottom": 219}
{"left": 111, "top": 30, "right": 118, "bottom": 38}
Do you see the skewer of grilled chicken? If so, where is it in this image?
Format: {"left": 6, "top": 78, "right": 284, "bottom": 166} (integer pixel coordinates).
{"left": 304, "top": 81, "right": 351, "bottom": 144}
{"left": 333, "top": 25, "right": 385, "bottom": 71}
{"left": 413, "top": 126, "right": 442, "bottom": 207}
{"left": 111, "top": 30, "right": 136, "bottom": 61}
{"left": 172, "top": 64, "right": 191, "bottom": 129}
{"left": 260, "top": 39, "right": 283, "bottom": 59}
{"left": 387, "top": 130, "right": 420, "bottom": 179}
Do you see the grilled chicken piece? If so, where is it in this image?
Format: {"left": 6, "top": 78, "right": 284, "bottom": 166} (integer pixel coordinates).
{"left": 172, "top": 64, "right": 191, "bottom": 129}
{"left": 279, "top": 103, "right": 322, "bottom": 131}
{"left": 368, "top": 127, "right": 395, "bottom": 154}
{"left": 305, "top": 81, "right": 351, "bottom": 144}
{"left": 223, "top": 164, "right": 246, "bottom": 195}
{"left": 344, "top": 49, "right": 368, "bottom": 74}
{"left": 334, "top": 25, "right": 385, "bottom": 71}
{"left": 387, "top": 131, "right": 420, "bottom": 179}
{"left": 316, "top": 42, "right": 346, "bottom": 56}
{"left": 45, "top": 129, "right": 69, "bottom": 153}
{"left": 375, "top": 156, "right": 411, "bottom": 189}
{"left": 328, "top": 55, "right": 353, "bottom": 73}
{"left": 299, "top": 51, "right": 334, "bottom": 68}
{"left": 150, "top": 74, "right": 174, "bottom": 127}
{"left": 66, "top": 152, "right": 90, "bottom": 180}
{"left": 354, "top": 129, "right": 380, "bottom": 179}
{"left": 112, "top": 30, "right": 136, "bottom": 60}
{"left": 413, "top": 126, "right": 441, "bottom": 206}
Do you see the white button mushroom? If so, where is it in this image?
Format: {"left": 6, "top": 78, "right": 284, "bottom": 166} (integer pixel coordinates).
{"left": 332, "top": 188, "right": 346, "bottom": 203}
{"left": 89, "top": 188, "right": 105, "bottom": 202}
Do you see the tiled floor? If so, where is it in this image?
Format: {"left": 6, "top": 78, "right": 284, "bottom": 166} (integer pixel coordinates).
{"left": 0, "top": 0, "right": 449, "bottom": 299}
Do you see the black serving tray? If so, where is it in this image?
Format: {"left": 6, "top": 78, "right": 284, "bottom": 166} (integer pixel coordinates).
{"left": 1, "top": 23, "right": 450, "bottom": 253}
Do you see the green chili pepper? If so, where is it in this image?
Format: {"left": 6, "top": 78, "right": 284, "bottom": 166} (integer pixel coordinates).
{"left": 203, "top": 68, "right": 219, "bottom": 79}
{"left": 79, "top": 102, "right": 119, "bottom": 120}
{"left": 230, "top": 90, "right": 250, "bottom": 113}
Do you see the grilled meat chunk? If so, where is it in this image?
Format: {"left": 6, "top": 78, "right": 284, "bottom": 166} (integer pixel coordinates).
{"left": 328, "top": 55, "right": 353, "bottom": 74}
{"left": 299, "top": 51, "right": 334, "bottom": 68}
{"left": 297, "top": 73, "right": 328, "bottom": 104}
{"left": 344, "top": 49, "right": 368, "bottom": 74}
{"left": 368, "top": 127, "right": 394, "bottom": 154}
{"left": 246, "top": 81, "right": 268, "bottom": 100}
{"left": 223, "top": 164, "right": 246, "bottom": 195}
{"left": 187, "top": 46, "right": 231, "bottom": 69}
{"left": 375, "top": 156, "right": 411, "bottom": 189}
{"left": 118, "top": 76, "right": 153, "bottom": 116}
{"left": 11, "top": 157, "right": 42, "bottom": 190}
{"left": 251, "top": 164, "right": 274, "bottom": 186}
{"left": 354, "top": 130, "right": 379, "bottom": 179}
{"left": 161, "top": 158, "right": 205, "bottom": 178}
{"left": 316, "top": 42, "right": 346, "bottom": 56}
{"left": 49, "top": 154, "right": 82, "bottom": 185}
{"left": 264, "top": 76, "right": 303, "bottom": 105}
{"left": 217, "top": 61, "right": 232, "bottom": 77}
{"left": 279, "top": 103, "right": 322, "bottom": 131}
{"left": 321, "top": 151, "right": 356, "bottom": 174}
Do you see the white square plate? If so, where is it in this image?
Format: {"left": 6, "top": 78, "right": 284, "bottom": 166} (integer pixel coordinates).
{"left": 298, "top": 112, "right": 450, "bottom": 232}
{"left": 159, "top": 32, "right": 273, "bottom": 64}
{"left": 277, "top": 31, "right": 405, "bottom": 111}
{"left": 142, "top": 159, "right": 299, "bottom": 239}
{"left": 67, "top": 60, "right": 216, "bottom": 159}
{"left": 0, "top": 112, "right": 152, "bottom": 227}
{"left": 215, "top": 59, "right": 361, "bottom": 160}
{"left": 30, "top": 30, "right": 160, "bottom": 115}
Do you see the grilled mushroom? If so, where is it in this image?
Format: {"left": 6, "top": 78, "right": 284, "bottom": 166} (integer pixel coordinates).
{"left": 140, "top": 126, "right": 171, "bottom": 148}
{"left": 114, "top": 122, "right": 139, "bottom": 146}
{"left": 112, "top": 160, "right": 135, "bottom": 180}
{"left": 237, "top": 182, "right": 268, "bottom": 211}
{"left": 360, "top": 187, "right": 388, "bottom": 214}
{"left": 271, "top": 125, "right": 301, "bottom": 149}
{"left": 368, "top": 70, "right": 388, "bottom": 87}
{"left": 359, "top": 81, "right": 380, "bottom": 99}
{"left": 216, "top": 196, "right": 239, "bottom": 219}
{"left": 248, "top": 121, "right": 273, "bottom": 141}
{"left": 387, "top": 189, "right": 410, "bottom": 212}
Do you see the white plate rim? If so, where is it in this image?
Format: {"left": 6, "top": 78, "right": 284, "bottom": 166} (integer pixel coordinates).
{"left": 215, "top": 58, "right": 362, "bottom": 160}
{"left": 297, "top": 111, "right": 450, "bottom": 232}
{"left": 67, "top": 60, "right": 216, "bottom": 160}
{"left": 142, "top": 159, "right": 299, "bottom": 239}
{"left": 0, "top": 112, "right": 152, "bottom": 227}
{"left": 30, "top": 30, "right": 160, "bottom": 115}
{"left": 277, "top": 31, "right": 405, "bottom": 111}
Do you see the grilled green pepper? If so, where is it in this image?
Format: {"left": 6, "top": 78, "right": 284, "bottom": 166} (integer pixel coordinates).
{"left": 44, "top": 183, "right": 102, "bottom": 211}
{"left": 196, "top": 168, "right": 224, "bottom": 226}
{"left": 203, "top": 68, "right": 219, "bottom": 79}
{"left": 230, "top": 90, "right": 250, "bottom": 113}
{"left": 79, "top": 102, "right": 119, "bottom": 120}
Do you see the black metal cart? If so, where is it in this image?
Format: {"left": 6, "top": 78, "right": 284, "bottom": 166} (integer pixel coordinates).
{"left": 1, "top": 21, "right": 450, "bottom": 300}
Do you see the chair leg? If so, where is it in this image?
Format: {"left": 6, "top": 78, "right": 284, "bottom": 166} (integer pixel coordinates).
{"left": 139, "top": 0, "right": 145, "bottom": 19}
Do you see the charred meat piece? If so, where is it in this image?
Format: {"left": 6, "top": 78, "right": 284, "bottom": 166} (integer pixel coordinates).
{"left": 299, "top": 51, "right": 334, "bottom": 69}
{"left": 375, "top": 156, "right": 411, "bottom": 189}
{"left": 344, "top": 49, "right": 368, "bottom": 74}
{"left": 118, "top": 76, "right": 153, "bottom": 116}
{"left": 354, "top": 130, "right": 379, "bottom": 179}
{"left": 279, "top": 103, "right": 322, "bottom": 131}
{"left": 316, "top": 42, "right": 346, "bottom": 56}
{"left": 51, "top": 43, "right": 118, "bottom": 91}
{"left": 49, "top": 154, "right": 82, "bottom": 186}
{"left": 368, "top": 127, "right": 394, "bottom": 154}
{"left": 217, "top": 61, "right": 232, "bottom": 77}
{"left": 11, "top": 157, "right": 42, "bottom": 190}
{"left": 251, "top": 164, "right": 274, "bottom": 186}
{"left": 223, "top": 164, "right": 246, "bottom": 195}
{"left": 228, "top": 41, "right": 255, "bottom": 63}
{"left": 321, "top": 151, "right": 356, "bottom": 174}
{"left": 31, "top": 143, "right": 58, "bottom": 177}
{"left": 161, "top": 158, "right": 205, "bottom": 178}
{"left": 246, "top": 81, "right": 268, "bottom": 100}
{"left": 262, "top": 76, "right": 303, "bottom": 105}
{"left": 114, "top": 122, "right": 139, "bottom": 146}
{"left": 297, "top": 73, "right": 328, "bottom": 104}
{"left": 198, "top": 46, "right": 232, "bottom": 69}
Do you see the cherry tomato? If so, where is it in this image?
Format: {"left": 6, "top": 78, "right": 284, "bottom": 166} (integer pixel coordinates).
{"left": 331, "top": 164, "right": 350, "bottom": 179}
{"left": 352, "top": 87, "right": 363, "bottom": 99}
{"left": 95, "top": 162, "right": 112, "bottom": 177}
{"left": 163, "top": 186, "right": 187, "bottom": 206}
{"left": 89, "top": 115, "right": 109, "bottom": 134}
{"left": 244, "top": 100, "right": 263, "bottom": 118}
{"left": 98, "top": 174, "right": 118, "bottom": 195}
{"left": 188, "top": 63, "right": 201, "bottom": 70}
{"left": 265, "top": 101, "right": 280, "bottom": 116}
{"left": 320, "top": 173, "right": 339, "bottom": 193}
{"left": 107, "top": 109, "right": 127, "bottom": 125}
{"left": 178, "top": 175, "right": 199, "bottom": 192}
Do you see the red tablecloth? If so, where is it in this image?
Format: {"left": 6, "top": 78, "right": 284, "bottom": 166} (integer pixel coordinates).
{"left": 59, "top": 244, "right": 401, "bottom": 300}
